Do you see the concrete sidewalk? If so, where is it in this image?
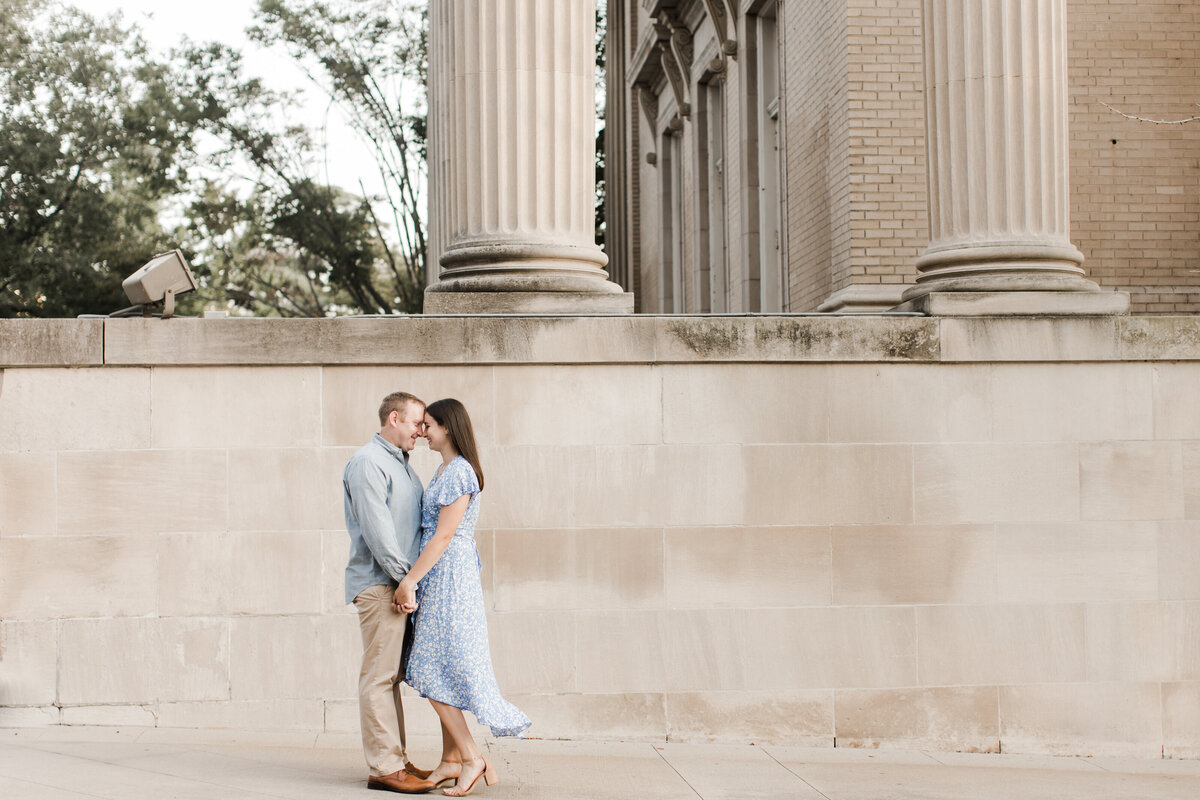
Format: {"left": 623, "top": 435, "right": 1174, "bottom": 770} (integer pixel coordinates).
{"left": 1, "top": 727, "right": 1198, "bottom": 800}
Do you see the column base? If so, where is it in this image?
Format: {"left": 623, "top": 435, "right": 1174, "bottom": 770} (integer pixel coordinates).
{"left": 891, "top": 291, "right": 1131, "bottom": 316}
{"left": 817, "top": 284, "right": 912, "bottom": 313}
{"left": 423, "top": 290, "right": 634, "bottom": 315}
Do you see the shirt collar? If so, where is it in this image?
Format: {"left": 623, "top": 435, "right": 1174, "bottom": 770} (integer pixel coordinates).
{"left": 372, "top": 432, "right": 409, "bottom": 465}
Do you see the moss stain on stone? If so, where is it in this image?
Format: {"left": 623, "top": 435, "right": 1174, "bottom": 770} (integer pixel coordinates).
{"left": 879, "top": 324, "right": 938, "bottom": 360}
{"left": 753, "top": 319, "right": 835, "bottom": 352}
{"left": 665, "top": 320, "right": 743, "bottom": 357}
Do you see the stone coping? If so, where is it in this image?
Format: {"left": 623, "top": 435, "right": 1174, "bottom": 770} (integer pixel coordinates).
{"left": 1, "top": 314, "right": 1199, "bottom": 367}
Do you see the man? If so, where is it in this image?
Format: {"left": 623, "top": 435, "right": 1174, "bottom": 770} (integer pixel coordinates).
{"left": 343, "top": 391, "right": 435, "bottom": 794}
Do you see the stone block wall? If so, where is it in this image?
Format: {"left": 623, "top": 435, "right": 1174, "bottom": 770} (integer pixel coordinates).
{"left": 1, "top": 316, "right": 1199, "bottom": 758}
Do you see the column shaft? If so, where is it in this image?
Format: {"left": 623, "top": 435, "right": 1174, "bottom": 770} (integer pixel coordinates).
{"left": 908, "top": 0, "right": 1096, "bottom": 296}
{"left": 427, "top": 0, "right": 629, "bottom": 307}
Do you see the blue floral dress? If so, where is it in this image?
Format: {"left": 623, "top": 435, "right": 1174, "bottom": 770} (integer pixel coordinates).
{"left": 405, "top": 456, "right": 531, "bottom": 737}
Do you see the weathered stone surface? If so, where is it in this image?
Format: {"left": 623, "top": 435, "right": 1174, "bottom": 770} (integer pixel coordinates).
{"left": 58, "top": 618, "right": 228, "bottom": 705}
{"left": 60, "top": 705, "right": 157, "bottom": 727}
{"left": 574, "top": 610, "right": 667, "bottom": 693}
{"left": 662, "top": 363, "right": 829, "bottom": 443}
{"left": 667, "top": 690, "right": 833, "bottom": 746}
{"left": 995, "top": 522, "right": 1159, "bottom": 603}
{"left": 916, "top": 605, "right": 1085, "bottom": 685}
{"left": 1163, "top": 681, "right": 1200, "bottom": 759}
{"left": 151, "top": 366, "right": 321, "bottom": 449}
{"left": 0, "top": 536, "right": 156, "bottom": 619}
{"left": 999, "top": 683, "right": 1163, "bottom": 758}
{"left": 832, "top": 525, "right": 996, "bottom": 605}
{"left": 1153, "top": 363, "right": 1200, "bottom": 440}
{"left": 659, "top": 610, "right": 751, "bottom": 692}
{"left": 741, "top": 607, "right": 918, "bottom": 690}
{"left": 570, "top": 444, "right": 745, "bottom": 528}
{"left": 508, "top": 692, "right": 666, "bottom": 741}
{"left": 655, "top": 316, "right": 940, "bottom": 362}
{"left": 321, "top": 366, "right": 495, "bottom": 446}
{"left": 57, "top": 450, "right": 228, "bottom": 535}
{"left": 0, "top": 319, "right": 103, "bottom": 367}
{"left": 744, "top": 445, "right": 913, "bottom": 525}
{"left": 0, "top": 452, "right": 56, "bottom": 535}
{"left": 229, "top": 615, "right": 358, "bottom": 701}
{"left": 493, "top": 528, "right": 664, "bottom": 611}
{"left": 1084, "top": 603, "right": 1168, "bottom": 682}
{"left": 0, "top": 706, "right": 58, "bottom": 726}
{"left": 156, "top": 699, "right": 325, "bottom": 732}
{"left": 940, "top": 317, "right": 1121, "bottom": 361}
{"left": 105, "top": 318, "right": 326, "bottom": 365}
{"left": 1166, "top": 602, "right": 1200, "bottom": 682}
{"left": 158, "top": 531, "right": 323, "bottom": 617}
{"left": 666, "top": 527, "right": 831, "bottom": 609}
{"left": 495, "top": 365, "right": 662, "bottom": 445}
{"left": 0, "top": 367, "right": 151, "bottom": 452}
{"left": 487, "top": 611, "right": 577, "bottom": 694}
{"left": 1079, "top": 442, "right": 1184, "bottom": 521}
{"left": 1186, "top": 442, "right": 1200, "bottom": 520}
{"left": 827, "top": 363, "right": 991, "bottom": 443}
{"left": 228, "top": 448, "right": 326, "bottom": 531}
{"left": 896, "top": 291, "right": 1130, "bottom": 317}
{"left": 1, "top": 316, "right": 1198, "bottom": 368}
{"left": 914, "top": 443, "right": 1079, "bottom": 524}
{"left": 990, "top": 362, "right": 1153, "bottom": 442}
{"left": 834, "top": 686, "right": 1000, "bottom": 752}
{"left": 0, "top": 620, "right": 56, "bottom": 706}
{"left": 424, "top": 291, "right": 634, "bottom": 314}
{"left": 322, "top": 316, "right": 656, "bottom": 364}
{"left": 1159, "top": 521, "right": 1200, "bottom": 601}
{"left": 1120, "top": 316, "right": 1200, "bottom": 360}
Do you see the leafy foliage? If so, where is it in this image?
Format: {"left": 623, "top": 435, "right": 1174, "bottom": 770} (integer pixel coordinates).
{"left": 0, "top": 0, "right": 203, "bottom": 316}
{"left": 245, "top": 0, "right": 430, "bottom": 313}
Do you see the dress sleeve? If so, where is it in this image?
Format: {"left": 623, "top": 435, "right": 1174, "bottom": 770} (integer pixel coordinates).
{"left": 433, "top": 458, "right": 480, "bottom": 507}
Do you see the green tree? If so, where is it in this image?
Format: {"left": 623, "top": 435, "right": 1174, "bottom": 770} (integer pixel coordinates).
{"left": 0, "top": 0, "right": 202, "bottom": 316}
{"left": 178, "top": 40, "right": 404, "bottom": 315}
{"left": 246, "top": 0, "right": 430, "bottom": 313}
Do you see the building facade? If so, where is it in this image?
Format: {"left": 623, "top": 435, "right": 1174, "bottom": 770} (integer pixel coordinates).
{"left": 606, "top": 0, "right": 1200, "bottom": 314}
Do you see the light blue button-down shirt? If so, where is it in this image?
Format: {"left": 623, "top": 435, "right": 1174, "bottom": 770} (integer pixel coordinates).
{"left": 343, "top": 433, "right": 424, "bottom": 604}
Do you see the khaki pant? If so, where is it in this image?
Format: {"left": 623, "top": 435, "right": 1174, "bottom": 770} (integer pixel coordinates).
{"left": 354, "top": 584, "right": 412, "bottom": 776}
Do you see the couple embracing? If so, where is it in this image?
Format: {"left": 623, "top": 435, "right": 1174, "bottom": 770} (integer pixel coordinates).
{"left": 343, "top": 392, "right": 529, "bottom": 796}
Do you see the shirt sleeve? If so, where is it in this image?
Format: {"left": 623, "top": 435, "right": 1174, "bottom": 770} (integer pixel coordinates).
{"left": 433, "top": 458, "right": 480, "bottom": 507}
{"left": 345, "top": 457, "right": 412, "bottom": 581}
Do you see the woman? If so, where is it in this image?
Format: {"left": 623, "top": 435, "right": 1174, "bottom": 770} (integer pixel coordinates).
{"left": 398, "top": 398, "right": 530, "bottom": 797}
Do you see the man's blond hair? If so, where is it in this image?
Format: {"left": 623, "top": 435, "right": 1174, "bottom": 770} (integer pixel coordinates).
{"left": 378, "top": 391, "right": 424, "bottom": 426}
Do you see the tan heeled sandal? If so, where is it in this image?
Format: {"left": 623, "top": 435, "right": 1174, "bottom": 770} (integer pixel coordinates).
{"left": 442, "top": 757, "right": 496, "bottom": 797}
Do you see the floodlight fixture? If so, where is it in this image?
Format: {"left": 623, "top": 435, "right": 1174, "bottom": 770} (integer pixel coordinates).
{"left": 112, "top": 249, "right": 197, "bottom": 319}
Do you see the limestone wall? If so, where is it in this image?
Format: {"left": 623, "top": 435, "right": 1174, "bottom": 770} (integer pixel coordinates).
{"left": 1, "top": 316, "right": 1199, "bottom": 757}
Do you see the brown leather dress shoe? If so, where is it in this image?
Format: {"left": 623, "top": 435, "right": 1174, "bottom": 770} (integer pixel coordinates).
{"left": 367, "top": 769, "right": 436, "bottom": 794}
{"left": 404, "top": 761, "right": 434, "bottom": 781}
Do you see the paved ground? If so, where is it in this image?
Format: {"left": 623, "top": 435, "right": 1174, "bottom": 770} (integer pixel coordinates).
{"left": 2, "top": 727, "right": 1199, "bottom": 799}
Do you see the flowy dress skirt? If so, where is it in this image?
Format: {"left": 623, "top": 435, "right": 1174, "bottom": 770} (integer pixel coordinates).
{"left": 406, "top": 537, "right": 530, "bottom": 737}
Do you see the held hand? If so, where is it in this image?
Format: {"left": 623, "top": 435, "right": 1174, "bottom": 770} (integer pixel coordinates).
{"left": 393, "top": 580, "right": 418, "bottom": 614}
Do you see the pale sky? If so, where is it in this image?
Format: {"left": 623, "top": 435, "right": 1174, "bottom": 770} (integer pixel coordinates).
{"left": 83, "top": 0, "right": 395, "bottom": 203}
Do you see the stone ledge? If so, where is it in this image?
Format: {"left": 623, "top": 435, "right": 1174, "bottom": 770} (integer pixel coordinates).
{"left": 0, "top": 319, "right": 103, "bottom": 367}
{"left": 2, "top": 314, "right": 1200, "bottom": 368}
{"left": 424, "top": 291, "right": 635, "bottom": 314}
{"left": 894, "top": 290, "right": 1131, "bottom": 316}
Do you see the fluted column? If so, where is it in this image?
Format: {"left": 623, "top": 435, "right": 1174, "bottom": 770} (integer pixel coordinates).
{"left": 426, "top": 0, "right": 451, "bottom": 287}
{"left": 905, "top": 0, "right": 1101, "bottom": 301}
{"left": 425, "top": 0, "right": 632, "bottom": 313}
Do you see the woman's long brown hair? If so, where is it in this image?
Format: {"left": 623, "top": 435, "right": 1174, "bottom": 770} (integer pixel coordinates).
{"left": 426, "top": 398, "right": 484, "bottom": 490}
